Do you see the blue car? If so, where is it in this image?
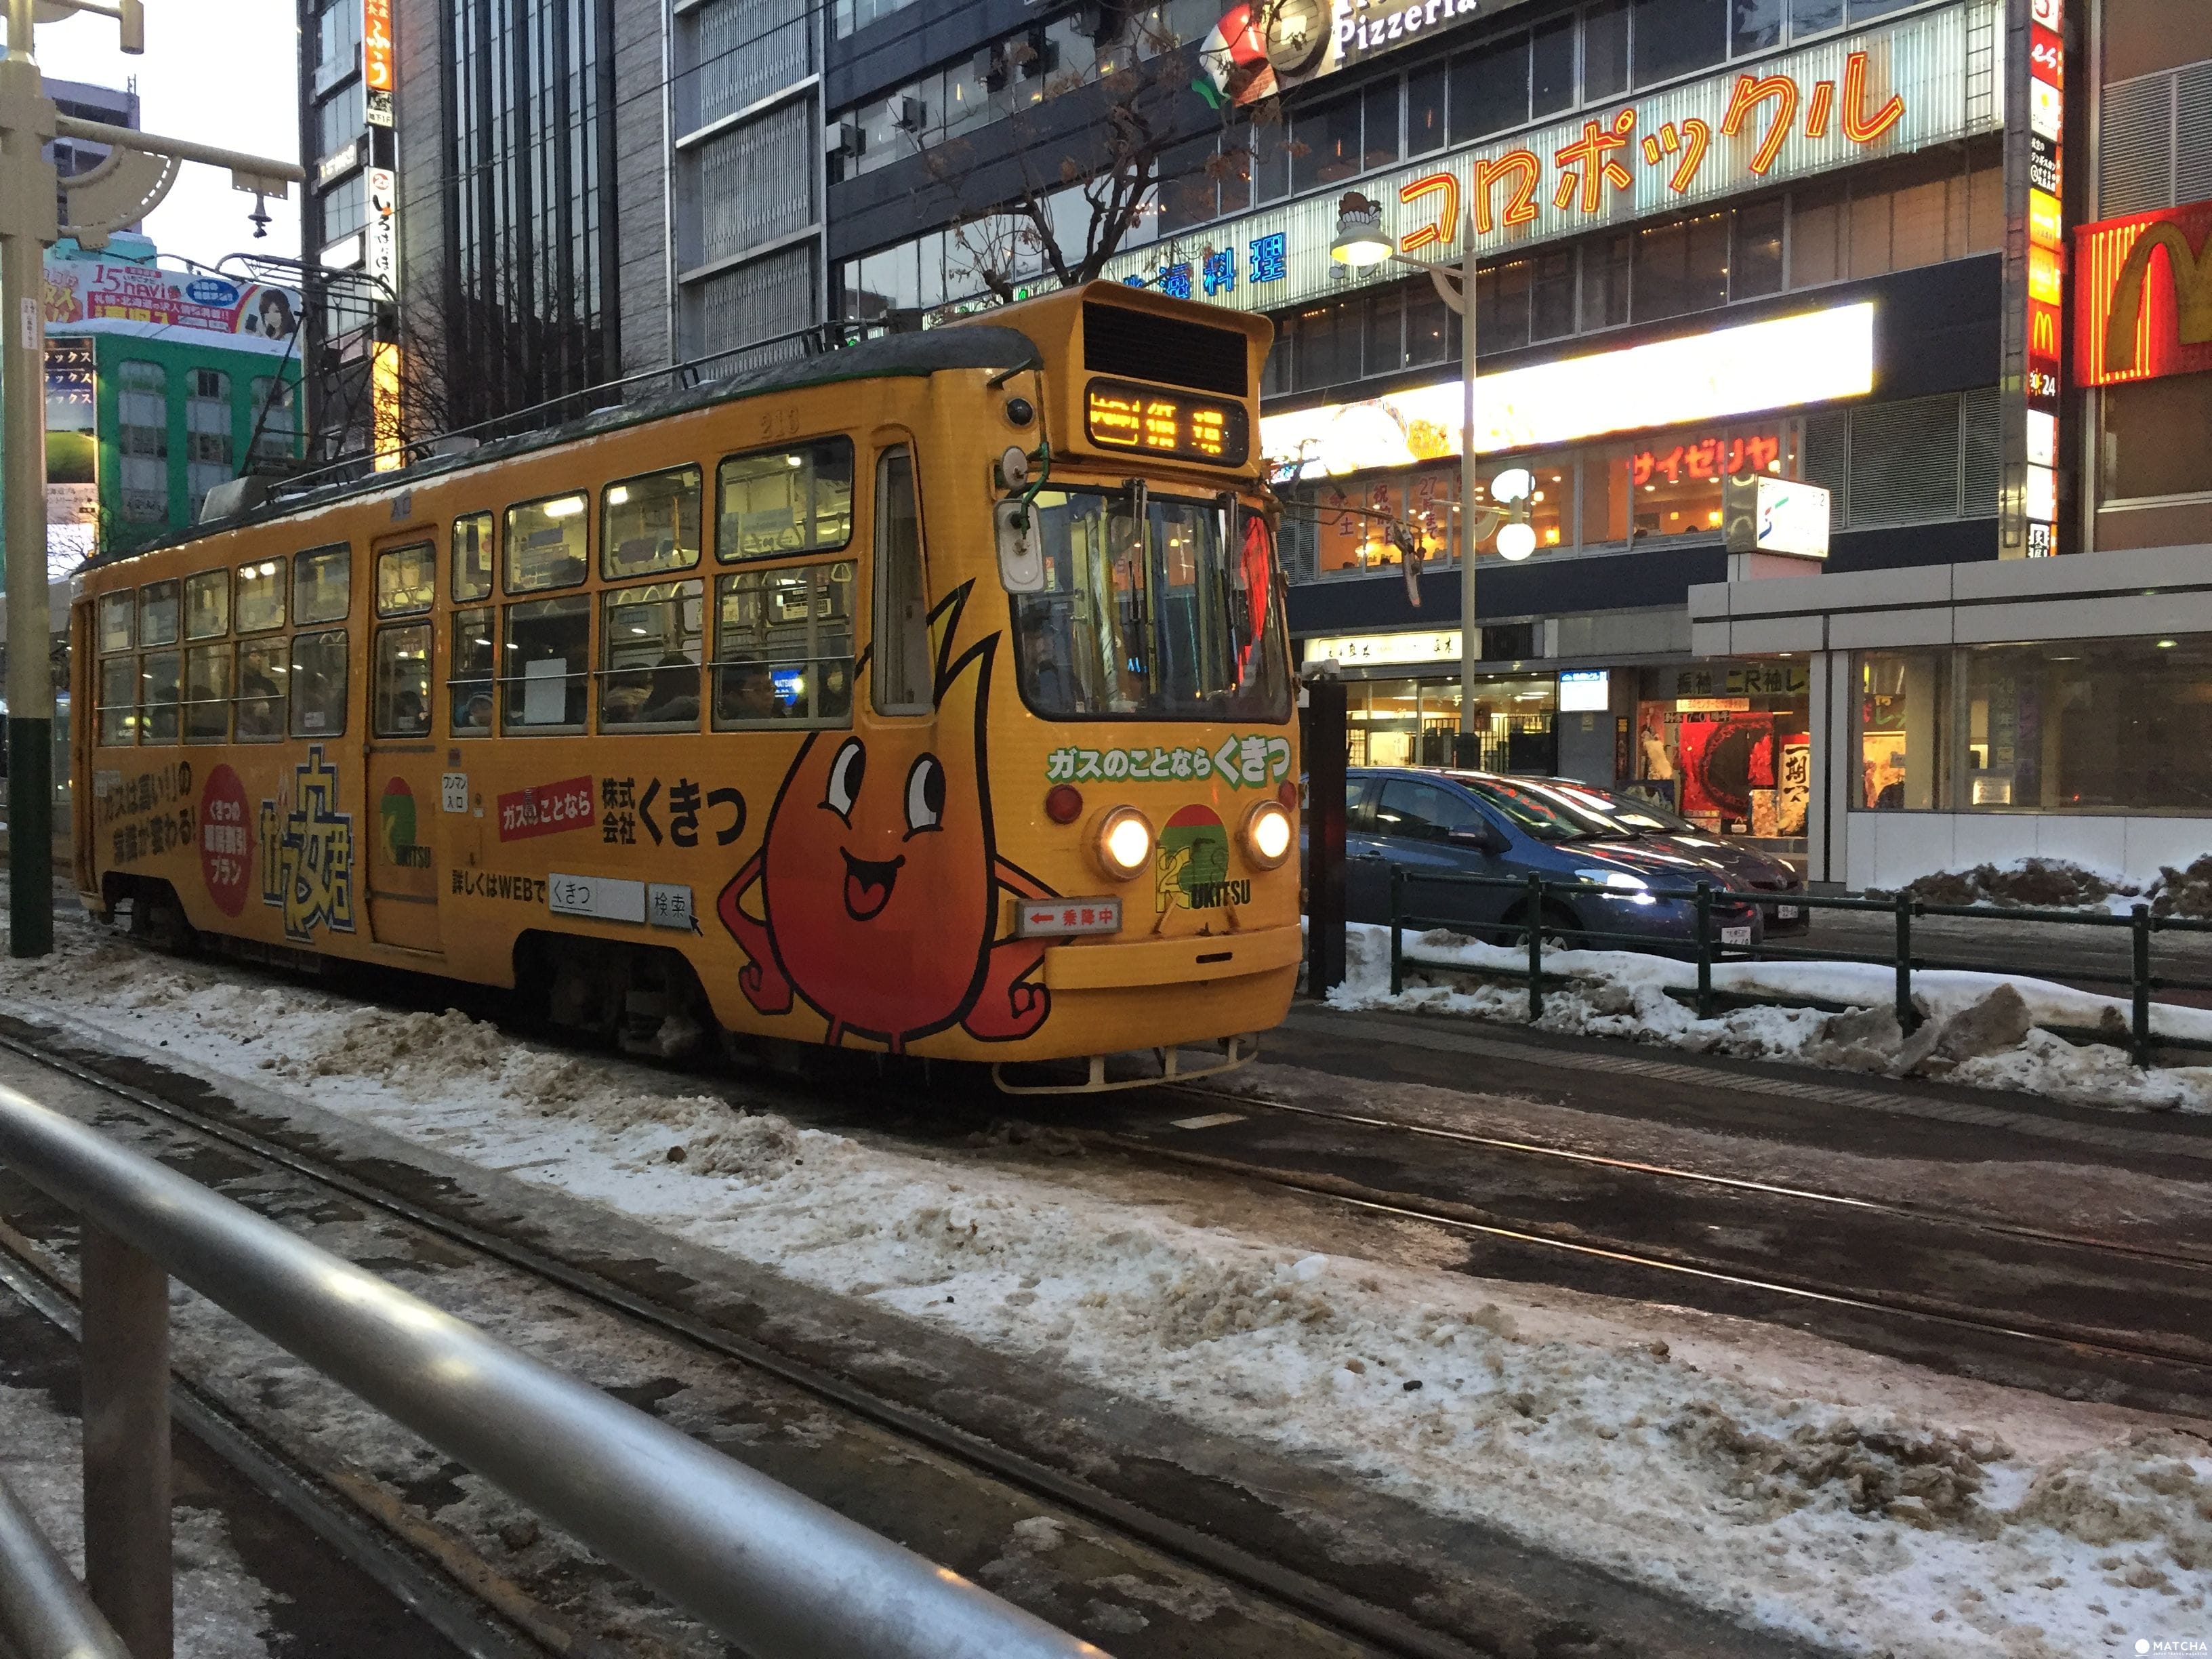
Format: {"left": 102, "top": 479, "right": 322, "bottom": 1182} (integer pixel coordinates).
{"left": 1322, "top": 766, "right": 1775, "bottom": 951}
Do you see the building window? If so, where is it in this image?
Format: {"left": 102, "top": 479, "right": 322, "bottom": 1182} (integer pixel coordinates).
{"left": 448, "top": 0, "right": 615, "bottom": 425}
{"left": 1857, "top": 650, "right": 1948, "bottom": 811}
{"left": 695, "top": 0, "right": 808, "bottom": 129}
{"left": 184, "top": 367, "right": 232, "bottom": 521}
{"left": 1452, "top": 34, "right": 1531, "bottom": 142}
{"left": 1858, "top": 638, "right": 2212, "bottom": 817}
{"left": 2102, "top": 371, "right": 2212, "bottom": 504}
{"left": 316, "top": 77, "right": 365, "bottom": 166}
{"left": 1595, "top": 421, "right": 1797, "bottom": 543}
{"left": 320, "top": 169, "right": 367, "bottom": 241}
{"left": 1633, "top": 0, "right": 1727, "bottom": 88}
{"left": 697, "top": 101, "right": 814, "bottom": 265}
{"left": 1292, "top": 94, "right": 1366, "bottom": 194}
{"left": 1632, "top": 211, "right": 1729, "bottom": 322}
{"left": 249, "top": 378, "right": 296, "bottom": 462}
{"left": 117, "top": 361, "right": 167, "bottom": 524}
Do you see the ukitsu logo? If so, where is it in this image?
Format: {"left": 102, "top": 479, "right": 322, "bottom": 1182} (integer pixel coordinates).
{"left": 1155, "top": 804, "right": 1249, "bottom": 913}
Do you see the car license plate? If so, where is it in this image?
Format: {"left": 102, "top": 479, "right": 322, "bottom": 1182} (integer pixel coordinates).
{"left": 1777, "top": 904, "right": 1801, "bottom": 920}
{"left": 1721, "top": 925, "right": 1753, "bottom": 945}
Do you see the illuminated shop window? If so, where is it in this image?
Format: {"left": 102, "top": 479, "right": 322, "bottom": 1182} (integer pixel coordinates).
{"left": 1593, "top": 422, "right": 1798, "bottom": 544}
{"left": 1856, "top": 651, "right": 1948, "bottom": 811}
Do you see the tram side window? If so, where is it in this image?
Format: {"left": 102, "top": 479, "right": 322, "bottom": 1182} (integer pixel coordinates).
{"left": 291, "top": 630, "right": 348, "bottom": 737}
{"left": 601, "top": 581, "right": 702, "bottom": 728}
{"left": 716, "top": 438, "right": 854, "bottom": 561}
{"left": 98, "top": 592, "right": 134, "bottom": 655}
{"left": 873, "top": 449, "right": 930, "bottom": 715}
{"left": 603, "top": 466, "right": 701, "bottom": 578}
{"left": 375, "top": 625, "right": 432, "bottom": 736}
{"left": 451, "top": 608, "right": 494, "bottom": 735}
{"left": 503, "top": 597, "right": 588, "bottom": 731}
{"left": 295, "top": 545, "right": 350, "bottom": 625}
{"left": 376, "top": 542, "right": 436, "bottom": 615}
{"left": 140, "top": 651, "right": 180, "bottom": 744}
{"left": 97, "top": 655, "right": 136, "bottom": 745}
{"left": 236, "top": 639, "right": 289, "bottom": 741}
{"left": 453, "top": 512, "right": 493, "bottom": 602}
{"left": 139, "top": 581, "right": 180, "bottom": 647}
{"left": 184, "top": 644, "right": 232, "bottom": 743}
{"left": 237, "top": 559, "right": 285, "bottom": 632}
{"left": 506, "top": 493, "right": 588, "bottom": 593}
{"left": 184, "top": 569, "right": 229, "bottom": 638}
{"left": 712, "top": 564, "right": 855, "bottom": 728}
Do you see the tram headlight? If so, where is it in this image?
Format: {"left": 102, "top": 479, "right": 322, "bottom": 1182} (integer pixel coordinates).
{"left": 1093, "top": 806, "right": 1155, "bottom": 882}
{"left": 1242, "top": 800, "right": 1294, "bottom": 869}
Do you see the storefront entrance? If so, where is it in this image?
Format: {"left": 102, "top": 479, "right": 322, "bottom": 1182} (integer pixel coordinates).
{"left": 1633, "top": 661, "right": 1811, "bottom": 840}
{"left": 1345, "top": 675, "right": 1559, "bottom": 773}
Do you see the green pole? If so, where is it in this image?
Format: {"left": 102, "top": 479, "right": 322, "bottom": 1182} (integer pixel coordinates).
{"left": 1, "top": 2, "right": 58, "bottom": 957}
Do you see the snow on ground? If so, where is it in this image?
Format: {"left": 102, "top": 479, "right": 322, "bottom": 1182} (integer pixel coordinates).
{"left": 2, "top": 912, "right": 2209, "bottom": 1658}
{"left": 0, "top": 1384, "right": 279, "bottom": 1656}
{"left": 1328, "top": 922, "right": 2212, "bottom": 1113}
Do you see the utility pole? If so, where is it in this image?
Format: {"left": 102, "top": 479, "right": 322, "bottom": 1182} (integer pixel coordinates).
{"left": 0, "top": 0, "right": 299, "bottom": 958}
{"left": 1, "top": 0, "right": 62, "bottom": 956}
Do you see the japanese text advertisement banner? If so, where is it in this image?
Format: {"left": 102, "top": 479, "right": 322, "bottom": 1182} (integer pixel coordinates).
{"left": 1110, "top": 0, "right": 1998, "bottom": 315}
{"left": 42, "top": 259, "right": 302, "bottom": 354}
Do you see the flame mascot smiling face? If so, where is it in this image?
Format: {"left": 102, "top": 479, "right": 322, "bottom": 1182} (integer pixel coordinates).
{"left": 716, "top": 585, "right": 1054, "bottom": 1052}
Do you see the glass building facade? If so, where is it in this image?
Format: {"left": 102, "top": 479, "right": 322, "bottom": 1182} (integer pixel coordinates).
{"left": 444, "top": 0, "right": 621, "bottom": 425}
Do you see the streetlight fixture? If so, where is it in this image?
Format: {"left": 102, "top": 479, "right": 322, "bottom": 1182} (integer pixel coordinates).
{"left": 1330, "top": 191, "right": 1502, "bottom": 764}
{"left": 1490, "top": 467, "right": 1536, "bottom": 560}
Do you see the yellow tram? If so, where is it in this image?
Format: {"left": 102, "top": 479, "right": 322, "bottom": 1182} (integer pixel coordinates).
{"left": 69, "top": 284, "right": 1300, "bottom": 1086}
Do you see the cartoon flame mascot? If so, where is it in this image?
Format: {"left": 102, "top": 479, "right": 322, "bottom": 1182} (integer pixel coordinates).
{"left": 716, "top": 585, "right": 1054, "bottom": 1052}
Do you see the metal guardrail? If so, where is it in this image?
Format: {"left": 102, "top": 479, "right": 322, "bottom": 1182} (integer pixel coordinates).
{"left": 0, "top": 1084, "right": 1105, "bottom": 1659}
{"left": 0, "top": 1469, "right": 129, "bottom": 1659}
{"left": 1385, "top": 868, "right": 2212, "bottom": 1067}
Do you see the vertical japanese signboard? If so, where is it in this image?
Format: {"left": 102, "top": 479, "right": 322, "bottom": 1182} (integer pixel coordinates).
{"left": 363, "top": 0, "right": 394, "bottom": 127}
{"left": 2023, "top": 0, "right": 2064, "bottom": 556}
{"left": 2003, "top": 0, "right": 2065, "bottom": 556}
{"left": 363, "top": 0, "right": 401, "bottom": 463}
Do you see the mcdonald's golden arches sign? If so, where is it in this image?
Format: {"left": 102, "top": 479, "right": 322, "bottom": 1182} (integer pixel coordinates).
{"left": 2075, "top": 198, "right": 2212, "bottom": 388}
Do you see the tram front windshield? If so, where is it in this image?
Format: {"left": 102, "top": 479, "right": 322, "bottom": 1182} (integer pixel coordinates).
{"left": 1012, "top": 487, "right": 1290, "bottom": 721}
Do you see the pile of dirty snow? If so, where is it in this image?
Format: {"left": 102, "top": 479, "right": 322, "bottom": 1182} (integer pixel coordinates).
{"left": 1326, "top": 923, "right": 2212, "bottom": 1112}
{"left": 1879, "top": 854, "right": 2212, "bottom": 920}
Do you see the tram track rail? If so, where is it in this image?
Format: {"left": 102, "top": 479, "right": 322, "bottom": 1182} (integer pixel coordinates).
{"left": 0, "top": 1020, "right": 1502, "bottom": 1659}
{"left": 1154, "top": 1082, "right": 2212, "bottom": 1273}
{"left": 1047, "top": 1080, "right": 2212, "bottom": 1388}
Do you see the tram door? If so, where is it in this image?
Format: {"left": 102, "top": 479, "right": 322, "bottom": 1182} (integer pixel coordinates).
{"left": 363, "top": 535, "right": 444, "bottom": 954}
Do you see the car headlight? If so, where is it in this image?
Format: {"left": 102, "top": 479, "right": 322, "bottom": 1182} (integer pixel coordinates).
{"left": 1094, "top": 806, "right": 1154, "bottom": 882}
{"left": 1576, "top": 868, "right": 1656, "bottom": 904}
{"left": 1242, "top": 800, "right": 1293, "bottom": 869}
{"left": 1576, "top": 868, "right": 1647, "bottom": 890}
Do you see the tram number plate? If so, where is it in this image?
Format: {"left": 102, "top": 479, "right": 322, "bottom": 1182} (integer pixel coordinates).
{"left": 1017, "top": 897, "right": 1122, "bottom": 939}
{"left": 1721, "top": 925, "right": 1753, "bottom": 945}
{"left": 441, "top": 773, "right": 469, "bottom": 813}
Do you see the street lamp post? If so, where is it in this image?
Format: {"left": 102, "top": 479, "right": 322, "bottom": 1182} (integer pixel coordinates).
{"left": 2, "top": 0, "right": 64, "bottom": 956}
{"left": 1330, "top": 194, "right": 1528, "bottom": 766}
{"left": 0, "top": 0, "right": 298, "bottom": 958}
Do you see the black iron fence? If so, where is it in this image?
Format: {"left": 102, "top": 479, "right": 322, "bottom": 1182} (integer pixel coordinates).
{"left": 1385, "top": 868, "right": 2212, "bottom": 1068}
